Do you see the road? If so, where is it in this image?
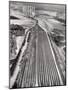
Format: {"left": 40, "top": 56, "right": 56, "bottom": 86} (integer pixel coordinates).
{"left": 35, "top": 25, "right": 63, "bottom": 86}
{"left": 10, "top": 20, "right": 65, "bottom": 88}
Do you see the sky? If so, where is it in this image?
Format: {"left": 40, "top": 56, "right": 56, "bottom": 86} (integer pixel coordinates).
{"left": 10, "top": 1, "right": 66, "bottom": 14}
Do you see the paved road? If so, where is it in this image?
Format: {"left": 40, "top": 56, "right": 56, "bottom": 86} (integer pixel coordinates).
{"left": 21, "top": 24, "right": 64, "bottom": 87}
{"left": 35, "top": 25, "right": 63, "bottom": 86}
{"left": 10, "top": 24, "right": 64, "bottom": 88}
